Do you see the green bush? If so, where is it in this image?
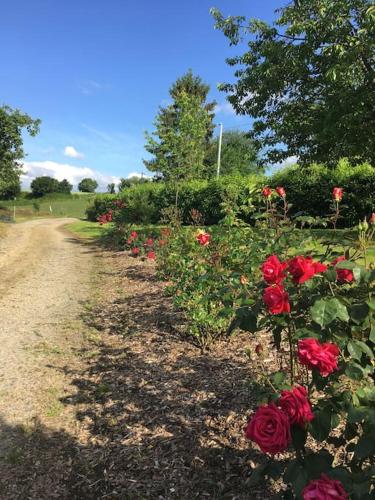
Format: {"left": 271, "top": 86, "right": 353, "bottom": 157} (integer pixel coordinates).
{"left": 86, "top": 175, "right": 263, "bottom": 224}
{"left": 269, "top": 160, "right": 374, "bottom": 226}
{"left": 86, "top": 161, "right": 374, "bottom": 227}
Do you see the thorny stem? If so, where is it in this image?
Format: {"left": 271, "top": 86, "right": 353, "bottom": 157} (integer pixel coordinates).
{"left": 332, "top": 200, "right": 340, "bottom": 232}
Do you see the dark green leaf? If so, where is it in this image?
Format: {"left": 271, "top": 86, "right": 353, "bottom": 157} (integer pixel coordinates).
{"left": 354, "top": 436, "right": 375, "bottom": 459}
{"left": 309, "top": 408, "right": 332, "bottom": 441}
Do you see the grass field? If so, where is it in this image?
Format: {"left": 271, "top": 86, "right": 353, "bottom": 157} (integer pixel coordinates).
{"left": 0, "top": 193, "right": 95, "bottom": 221}
{"left": 65, "top": 220, "right": 110, "bottom": 239}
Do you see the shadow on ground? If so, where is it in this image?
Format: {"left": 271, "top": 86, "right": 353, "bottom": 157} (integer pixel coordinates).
{"left": 0, "top": 238, "right": 282, "bottom": 499}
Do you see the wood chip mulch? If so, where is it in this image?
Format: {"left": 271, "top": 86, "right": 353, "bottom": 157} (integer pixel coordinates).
{"left": 1, "top": 247, "right": 285, "bottom": 499}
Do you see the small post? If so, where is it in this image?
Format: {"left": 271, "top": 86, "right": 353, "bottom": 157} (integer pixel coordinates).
{"left": 216, "top": 123, "right": 223, "bottom": 178}
{"left": 13, "top": 197, "right": 16, "bottom": 220}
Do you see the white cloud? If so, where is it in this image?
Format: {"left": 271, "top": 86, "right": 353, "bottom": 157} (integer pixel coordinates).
{"left": 64, "top": 145, "right": 84, "bottom": 159}
{"left": 276, "top": 155, "right": 298, "bottom": 168}
{"left": 127, "top": 172, "right": 152, "bottom": 179}
{"left": 215, "top": 101, "right": 236, "bottom": 115}
{"left": 267, "top": 155, "right": 299, "bottom": 175}
{"left": 20, "top": 161, "right": 120, "bottom": 191}
{"left": 78, "top": 80, "right": 111, "bottom": 95}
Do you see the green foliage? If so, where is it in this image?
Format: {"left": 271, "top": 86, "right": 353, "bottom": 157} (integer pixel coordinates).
{"left": 205, "top": 130, "right": 262, "bottom": 177}
{"left": 144, "top": 70, "right": 215, "bottom": 184}
{"left": 118, "top": 176, "right": 150, "bottom": 191}
{"left": 30, "top": 177, "right": 71, "bottom": 197}
{"left": 0, "top": 105, "right": 40, "bottom": 198}
{"left": 212, "top": 0, "right": 375, "bottom": 166}
{"left": 30, "top": 176, "right": 60, "bottom": 197}
{"left": 107, "top": 182, "right": 116, "bottom": 194}
{"left": 144, "top": 193, "right": 374, "bottom": 497}
{"left": 269, "top": 160, "right": 374, "bottom": 226}
{"left": 78, "top": 178, "right": 98, "bottom": 193}
{"left": 57, "top": 179, "right": 73, "bottom": 194}
{"left": 86, "top": 174, "right": 263, "bottom": 224}
{"left": 0, "top": 192, "right": 95, "bottom": 219}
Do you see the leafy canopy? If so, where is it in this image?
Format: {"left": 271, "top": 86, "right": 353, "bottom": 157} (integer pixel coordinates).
{"left": 78, "top": 178, "right": 98, "bottom": 193}
{"left": 205, "top": 130, "right": 262, "bottom": 177}
{"left": 211, "top": 0, "right": 375, "bottom": 166}
{"left": 144, "top": 70, "right": 215, "bottom": 182}
{"left": 0, "top": 105, "right": 40, "bottom": 198}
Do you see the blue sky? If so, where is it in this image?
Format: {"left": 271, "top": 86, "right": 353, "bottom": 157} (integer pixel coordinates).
{"left": 1, "top": 0, "right": 282, "bottom": 189}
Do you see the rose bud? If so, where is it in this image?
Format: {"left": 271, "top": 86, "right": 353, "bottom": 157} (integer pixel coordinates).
{"left": 262, "top": 186, "right": 272, "bottom": 198}
{"left": 332, "top": 187, "right": 343, "bottom": 202}
{"left": 275, "top": 186, "right": 286, "bottom": 198}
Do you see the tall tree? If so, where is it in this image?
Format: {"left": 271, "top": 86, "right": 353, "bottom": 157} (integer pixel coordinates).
{"left": 78, "top": 178, "right": 98, "bottom": 193}
{"left": 144, "top": 70, "right": 216, "bottom": 180}
{"left": 0, "top": 105, "right": 40, "bottom": 198}
{"left": 211, "top": 1, "right": 375, "bottom": 166}
{"left": 205, "top": 130, "right": 262, "bottom": 177}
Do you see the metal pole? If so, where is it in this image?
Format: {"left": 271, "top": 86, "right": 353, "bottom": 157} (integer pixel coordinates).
{"left": 216, "top": 123, "right": 223, "bottom": 178}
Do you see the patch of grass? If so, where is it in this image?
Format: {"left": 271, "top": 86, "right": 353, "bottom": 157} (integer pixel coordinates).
{"left": 3, "top": 448, "right": 24, "bottom": 464}
{"left": 27, "top": 341, "right": 64, "bottom": 356}
{"left": 44, "top": 388, "right": 64, "bottom": 418}
{"left": 95, "top": 383, "right": 111, "bottom": 397}
{"left": 65, "top": 220, "right": 110, "bottom": 239}
{"left": 84, "top": 329, "right": 102, "bottom": 345}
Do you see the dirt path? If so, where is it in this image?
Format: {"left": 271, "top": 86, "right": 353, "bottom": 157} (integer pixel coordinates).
{"left": 0, "top": 218, "right": 93, "bottom": 454}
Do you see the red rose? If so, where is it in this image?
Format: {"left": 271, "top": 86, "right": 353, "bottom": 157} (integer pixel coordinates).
{"left": 261, "top": 255, "right": 288, "bottom": 284}
{"left": 332, "top": 187, "right": 343, "bottom": 202}
{"left": 370, "top": 212, "right": 375, "bottom": 225}
{"left": 279, "top": 386, "right": 314, "bottom": 427}
{"left": 131, "top": 246, "right": 140, "bottom": 256}
{"left": 302, "top": 474, "right": 348, "bottom": 500}
{"left": 263, "top": 284, "right": 291, "bottom": 314}
{"left": 298, "top": 338, "right": 340, "bottom": 377}
{"left": 130, "top": 231, "right": 138, "bottom": 239}
{"left": 126, "top": 237, "right": 133, "bottom": 245}
{"left": 262, "top": 186, "right": 272, "bottom": 198}
{"left": 145, "top": 238, "right": 154, "bottom": 247}
{"left": 147, "top": 251, "right": 155, "bottom": 260}
{"left": 288, "top": 256, "right": 327, "bottom": 284}
{"left": 332, "top": 256, "right": 354, "bottom": 283}
{"left": 157, "top": 239, "right": 167, "bottom": 247}
{"left": 276, "top": 186, "right": 286, "bottom": 198}
{"left": 196, "top": 232, "right": 211, "bottom": 246}
{"left": 245, "top": 403, "right": 291, "bottom": 455}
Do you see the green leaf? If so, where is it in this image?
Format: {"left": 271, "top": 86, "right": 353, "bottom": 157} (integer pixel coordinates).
{"left": 354, "top": 436, "right": 375, "bottom": 459}
{"left": 304, "top": 451, "right": 333, "bottom": 477}
{"left": 310, "top": 298, "right": 349, "bottom": 327}
{"left": 349, "top": 303, "right": 370, "bottom": 324}
{"left": 235, "top": 306, "right": 258, "bottom": 332}
{"left": 284, "top": 460, "right": 308, "bottom": 496}
{"left": 335, "top": 260, "right": 357, "bottom": 270}
{"left": 309, "top": 408, "right": 332, "bottom": 441}
{"left": 345, "top": 363, "right": 364, "bottom": 381}
{"left": 347, "top": 340, "right": 363, "bottom": 361}
{"left": 370, "top": 325, "right": 375, "bottom": 344}
{"left": 291, "top": 426, "right": 307, "bottom": 451}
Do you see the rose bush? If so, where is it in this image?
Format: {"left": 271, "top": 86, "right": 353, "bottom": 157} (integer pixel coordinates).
{"left": 102, "top": 185, "right": 374, "bottom": 497}
{"left": 231, "top": 191, "right": 374, "bottom": 498}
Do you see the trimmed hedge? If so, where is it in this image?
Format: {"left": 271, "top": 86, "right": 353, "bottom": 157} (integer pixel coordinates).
{"left": 269, "top": 160, "right": 374, "bottom": 227}
{"left": 86, "top": 160, "right": 374, "bottom": 227}
{"left": 86, "top": 175, "right": 263, "bottom": 225}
